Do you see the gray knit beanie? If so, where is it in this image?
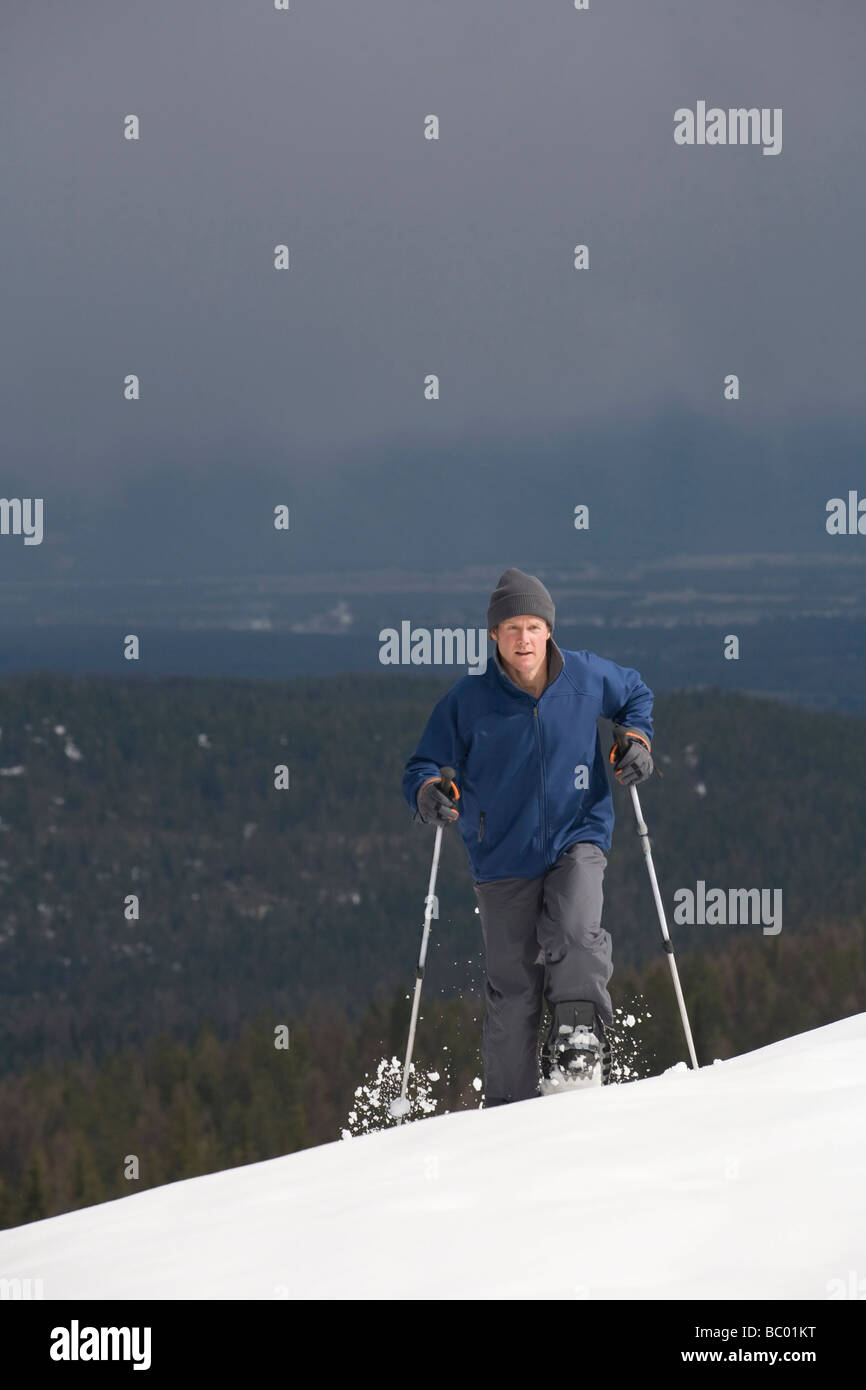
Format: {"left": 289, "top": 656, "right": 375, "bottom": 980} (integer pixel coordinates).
{"left": 486, "top": 567, "right": 555, "bottom": 632}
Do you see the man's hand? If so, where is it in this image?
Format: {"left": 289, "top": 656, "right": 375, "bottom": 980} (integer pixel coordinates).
{"left": 610, "top": 730, "right": 653, "bottom": 787}
{"left": 417, "top": 776, "right": 460, "bottom": 825}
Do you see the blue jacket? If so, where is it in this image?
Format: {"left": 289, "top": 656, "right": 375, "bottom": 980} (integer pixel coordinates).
{"left": 402, "top": 639, "right": 653, "bottom": 882}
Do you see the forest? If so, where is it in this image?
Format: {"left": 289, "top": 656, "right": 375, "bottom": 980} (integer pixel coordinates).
{"left": 0, "top": 672, "right": 863, "bottom": 1226}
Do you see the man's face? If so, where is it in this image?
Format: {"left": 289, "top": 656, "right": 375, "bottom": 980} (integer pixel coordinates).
{"left": 489, "top": 615, "right": 550, "bottom": 676}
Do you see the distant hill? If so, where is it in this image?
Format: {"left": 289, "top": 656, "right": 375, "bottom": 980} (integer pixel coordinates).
{"left": 0, "top": 672, "right": 864, "bottom": 1082}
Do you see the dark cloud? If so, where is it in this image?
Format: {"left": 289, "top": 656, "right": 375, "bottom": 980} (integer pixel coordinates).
{"left": 0, "top": 0, "right": 862, "bottom": 579}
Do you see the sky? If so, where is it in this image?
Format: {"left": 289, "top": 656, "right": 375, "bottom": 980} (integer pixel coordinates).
{"left": 0, "top": 0, "right": 864, "bottom": 579}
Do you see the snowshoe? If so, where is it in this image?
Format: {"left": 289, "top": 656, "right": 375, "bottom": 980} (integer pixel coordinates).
{"left": 539, "top": 1001, "right": 611, "bottom": 1094}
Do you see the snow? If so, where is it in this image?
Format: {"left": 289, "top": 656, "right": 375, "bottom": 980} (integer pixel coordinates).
{"left": 1, "top": 1014, "right": 864, "bottom": 1300}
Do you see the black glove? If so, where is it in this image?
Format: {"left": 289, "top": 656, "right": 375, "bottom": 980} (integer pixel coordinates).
{"left": 610, "top": 730, "right": 653, "bottom": 787}
{"left": 416, "top": 776, "right": 460, "bottom": 825}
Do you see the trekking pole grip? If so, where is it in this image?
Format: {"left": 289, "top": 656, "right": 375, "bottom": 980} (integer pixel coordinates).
{"left": 612, "top": 725, "right": 630, "bottom": 758}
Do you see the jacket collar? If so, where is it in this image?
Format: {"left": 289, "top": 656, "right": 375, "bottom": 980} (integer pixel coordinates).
{"left": 493, "top": 636, "right": 563, "bottom": 696}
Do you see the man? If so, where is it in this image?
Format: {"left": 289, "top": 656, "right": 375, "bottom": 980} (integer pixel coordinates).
{"left": 401, "top": 567, "right": 654, "bottom": 1105}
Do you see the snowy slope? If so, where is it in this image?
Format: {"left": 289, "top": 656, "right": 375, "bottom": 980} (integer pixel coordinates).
{"left": 1, "top": 1014, "right": 864, "bottom": 1300}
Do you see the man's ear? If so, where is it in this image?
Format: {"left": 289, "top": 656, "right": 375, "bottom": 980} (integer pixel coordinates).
{"left": 488, "top": 626, "right": 496, "bottom": 642}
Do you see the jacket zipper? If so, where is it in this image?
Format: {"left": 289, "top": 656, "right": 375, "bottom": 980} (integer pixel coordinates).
{"left": 533, "top": 704, "right": 549, "bottom": 867}
{"left": 478, "top": 811, "right": 486, "bottom": 843}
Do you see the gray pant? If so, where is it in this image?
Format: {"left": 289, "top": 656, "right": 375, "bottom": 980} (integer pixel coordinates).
{"left": 472, "top": 841, "right": 612, "bottom": 1104}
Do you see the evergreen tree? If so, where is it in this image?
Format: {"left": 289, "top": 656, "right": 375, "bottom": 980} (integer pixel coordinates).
{"left": 19, "top": 1147, "right": 49, "bottom": 1224}
{"left": 0, "top": 1175, "right": 16, "bottom": 1231}
{"left": 70, "top": 1130, "right": 104, "bottom": 1211}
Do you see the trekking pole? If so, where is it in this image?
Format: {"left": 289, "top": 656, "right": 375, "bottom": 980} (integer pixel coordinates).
{"left": 390, "top": 765, "right": 456, "bottom": 1123}
{"left": 612, "top": 728, "right": 699, "bottom": 1070}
